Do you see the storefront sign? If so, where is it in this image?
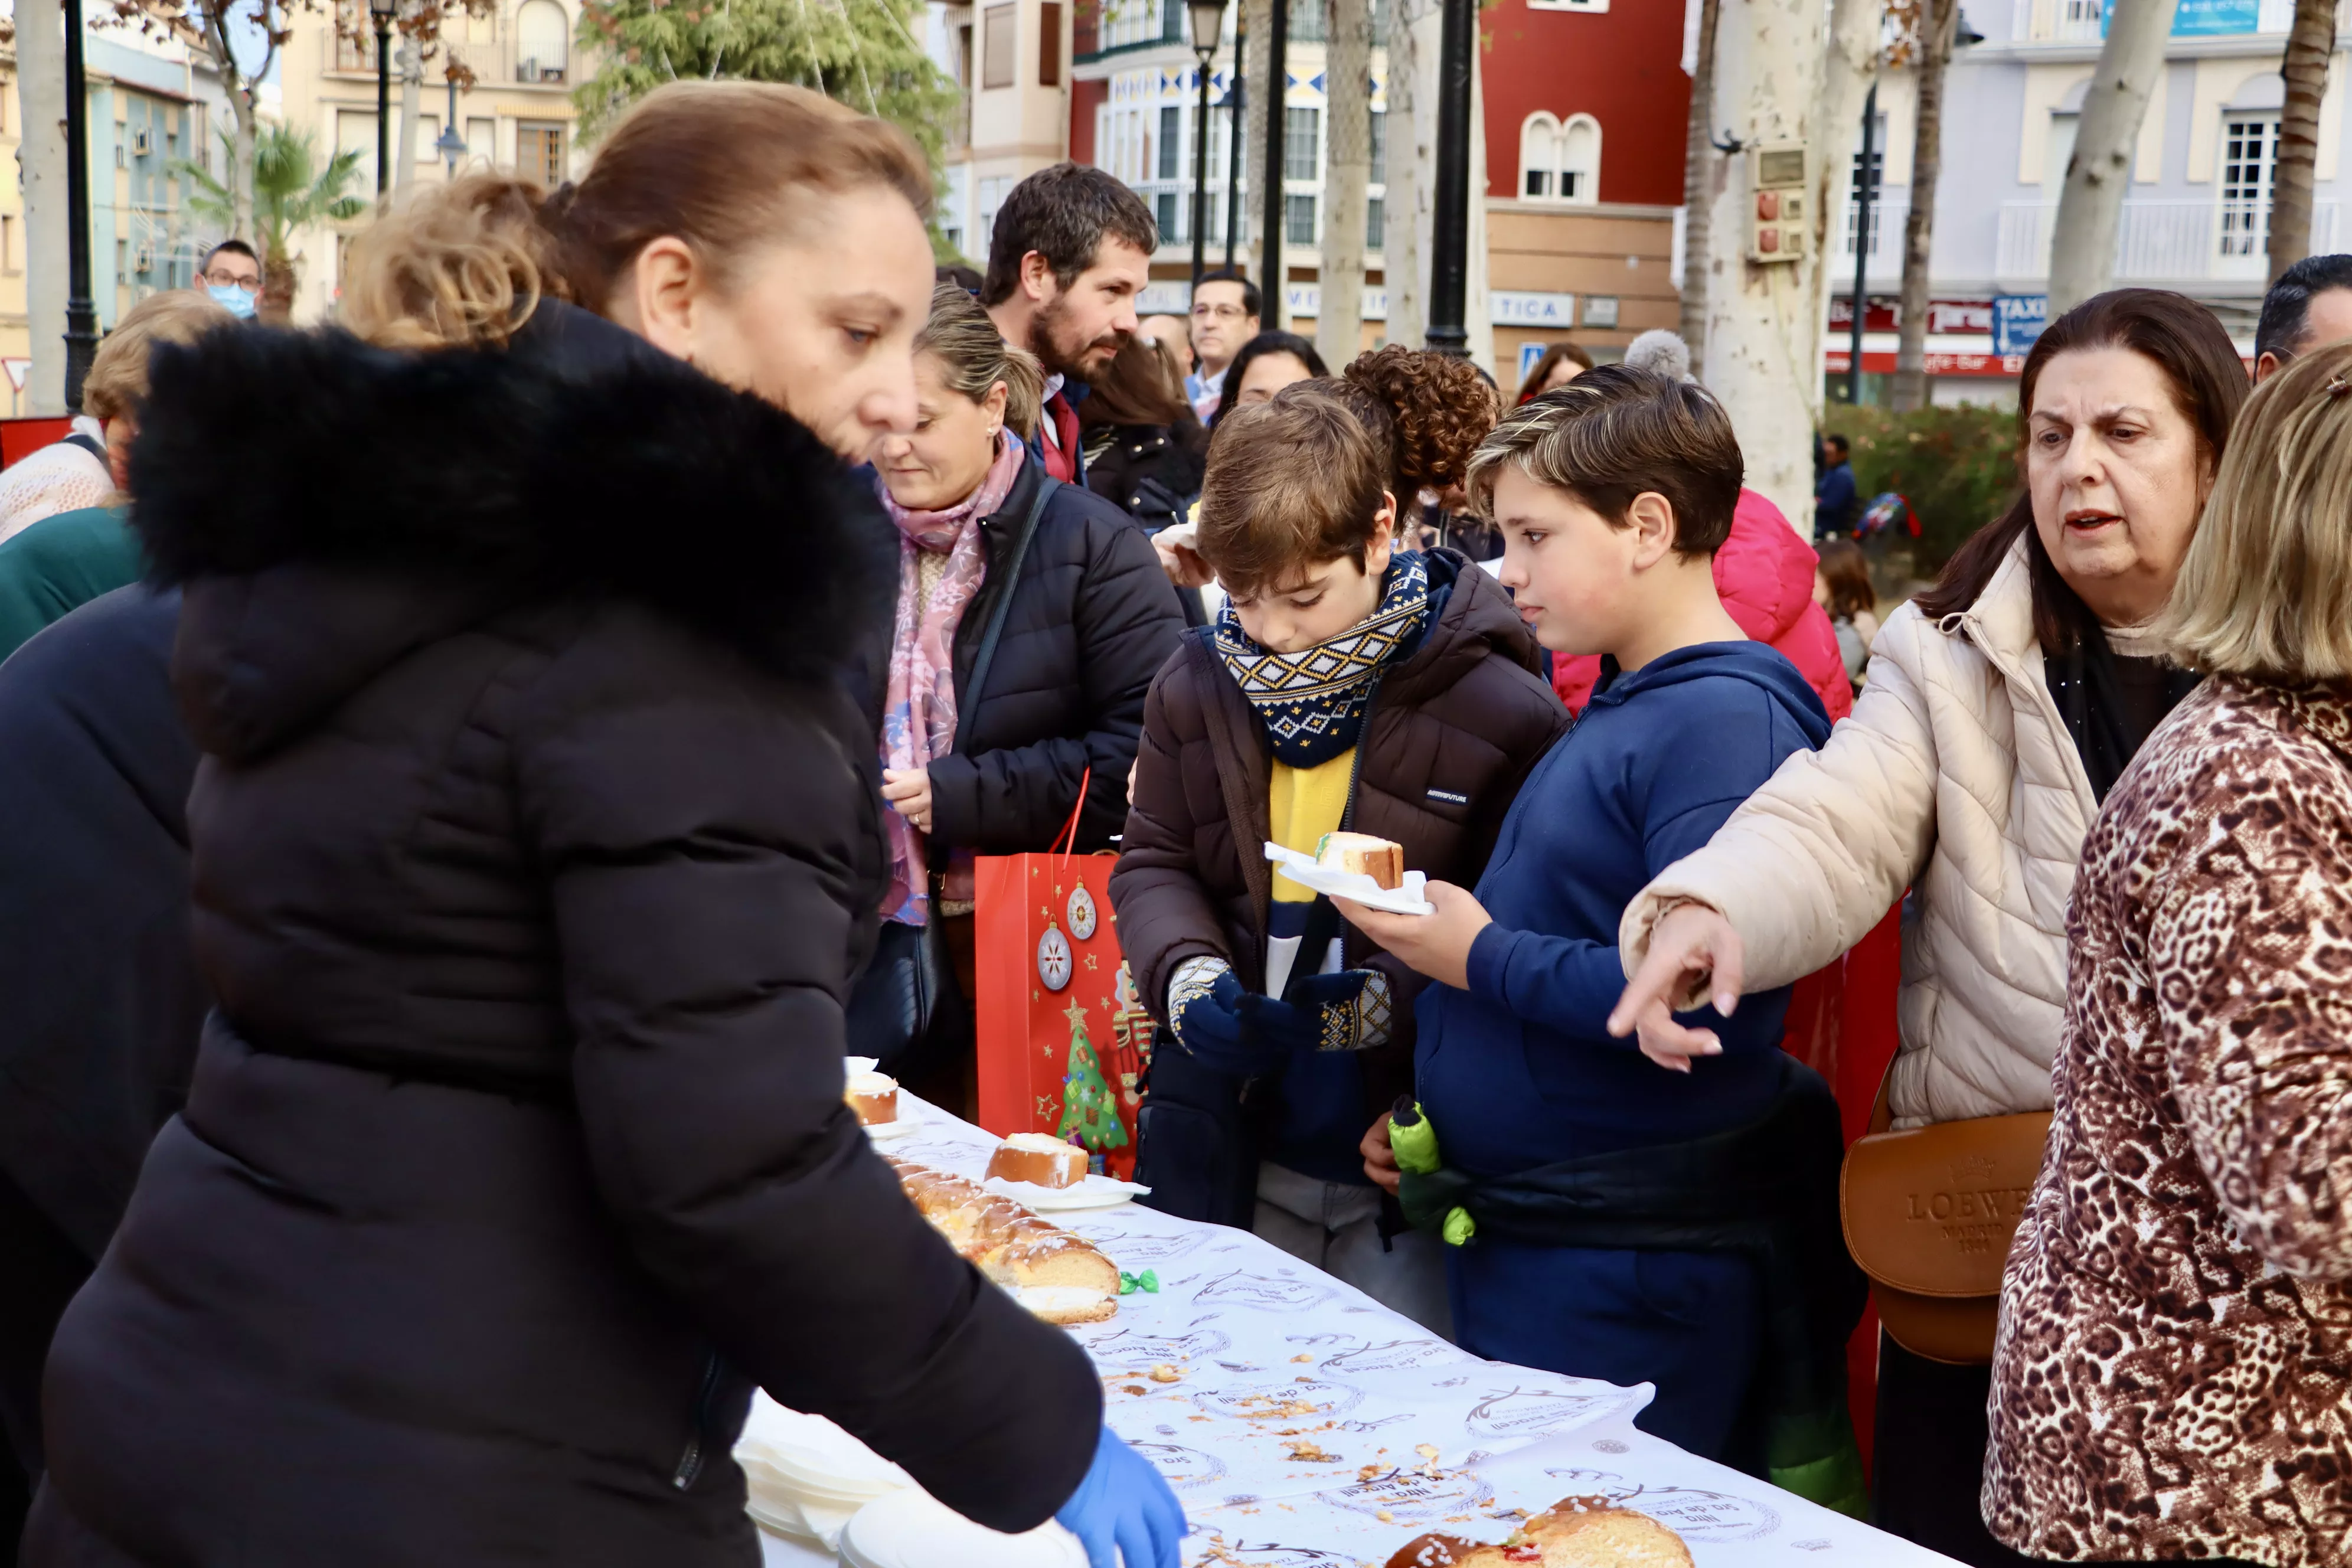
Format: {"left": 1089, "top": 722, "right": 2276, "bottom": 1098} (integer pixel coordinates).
{"left": 1993, "top": 294, "right": 2049, "bottom": 357}
{"left": 1824, "top": 350, "right": 2027, "bottom": 377}
{"left": 1491, "top": 290, "right": 1577, "bottom": 327}
{"left": 1828, "top": 296, "right": 1994, "bottom": 335}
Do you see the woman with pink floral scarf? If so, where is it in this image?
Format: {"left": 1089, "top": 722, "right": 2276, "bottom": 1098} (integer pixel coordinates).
{"left": 858, "top": 281, "right": 1184, "bottom": 1108}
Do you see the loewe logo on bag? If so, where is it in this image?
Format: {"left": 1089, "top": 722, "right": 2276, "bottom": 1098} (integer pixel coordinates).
{"left": 1905, "top": 1181, "right": 2034, "bottom": 1253}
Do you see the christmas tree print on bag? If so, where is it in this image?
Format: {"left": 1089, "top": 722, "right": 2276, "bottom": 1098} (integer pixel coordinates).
{"left": 1057, "top": 999, "right": 1129, "bottom": 1172}
{"left": 972, "top": 767, "right": 1153, "bottom": 1180}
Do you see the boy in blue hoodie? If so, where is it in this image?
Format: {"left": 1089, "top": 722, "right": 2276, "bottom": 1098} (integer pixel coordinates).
{"left": 1341, "top": 367, "right": 1856, "bottom": 1493}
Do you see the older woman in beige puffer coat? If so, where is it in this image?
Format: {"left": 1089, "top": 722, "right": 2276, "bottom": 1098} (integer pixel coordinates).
{"left": 1608, "top": 289, "right": 2248, "bottom": 1568}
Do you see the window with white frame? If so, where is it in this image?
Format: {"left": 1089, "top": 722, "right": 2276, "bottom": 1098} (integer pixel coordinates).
{"left": 515, "top": 0, "right": 569, "bottom": 83}
{"left": 1559, "top": 114, "right": 1598, "bottom": 202}
{"left": 2219, "top": 113, "right": 2280, "bottom": 259}
{"left": 1283, "top": 106, "right": 1321, "bottom": 182}
{"left": 1285, "top": 192, "right": 1317, "bottom": 244}
{"left": 1521, "top": 114, "right": 1557, "bottom": 198}
{"left": 1519, "top": 112, "right": 1598, "bottom": 204}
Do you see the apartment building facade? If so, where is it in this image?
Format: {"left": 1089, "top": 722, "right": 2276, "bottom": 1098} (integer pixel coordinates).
{"left": 0, "top": 18, "right": 231, "bottom": 408}
{"left": 1830, "top": 0, "right": 2349, "bottom": 405}
{"left": 280, "top": 0, "right": 588, "bottom": 320}
{"left": 929, "top": 0, "right": 1686, "bottom": 388}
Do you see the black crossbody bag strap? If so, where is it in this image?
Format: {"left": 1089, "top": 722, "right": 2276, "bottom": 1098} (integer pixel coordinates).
{"left": 958, "top": 473, "right": 1059, "bottom": 736}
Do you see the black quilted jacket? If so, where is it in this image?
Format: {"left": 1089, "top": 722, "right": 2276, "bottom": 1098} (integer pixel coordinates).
{"left": 930, "top": 453, "right": 1184, "bottom": 855}
{"left": 28, "top": 304, "right": 1101, "bottom": 1568}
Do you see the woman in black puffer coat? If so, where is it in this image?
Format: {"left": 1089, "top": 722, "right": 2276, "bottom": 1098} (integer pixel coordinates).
{"left": 24, "top": 83, "right": 1182, "bottom": 1568}
{"left": 861, "top": 285, "right": 1182, "bottom": 1102}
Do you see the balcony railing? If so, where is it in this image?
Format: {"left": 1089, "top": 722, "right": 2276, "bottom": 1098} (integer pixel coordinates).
{"left": 2012, "top": 0, "right": 2306, "bottom": 42}
{"left": 1997, "top": 197, "right": 2340, "bottom": 282}
{"left": 1832, "top": 195, "right": 1912, "bottom": 284}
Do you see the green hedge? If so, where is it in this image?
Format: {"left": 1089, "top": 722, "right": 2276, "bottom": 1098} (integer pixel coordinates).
{"left": 1823, "top": 405, "right": 2021, "bottom": 576}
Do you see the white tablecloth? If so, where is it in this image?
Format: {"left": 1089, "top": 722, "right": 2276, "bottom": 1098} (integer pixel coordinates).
{"left": 757, "top": 1097, "right": 1961, "bottom": 1567}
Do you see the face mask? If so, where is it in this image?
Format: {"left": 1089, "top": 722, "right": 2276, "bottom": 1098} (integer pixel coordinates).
{"left": 207, "top": 283, "right": 257, "bottom": 319}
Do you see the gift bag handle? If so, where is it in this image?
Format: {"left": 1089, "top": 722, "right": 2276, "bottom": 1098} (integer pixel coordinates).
{"left": 1051, "top": 765, "right": 1093, "bottom": 883}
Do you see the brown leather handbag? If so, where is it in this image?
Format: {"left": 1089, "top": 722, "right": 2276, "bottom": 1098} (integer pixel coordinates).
{"left": 1838, "top": 1070, "right": 2052, "bottom": 1365}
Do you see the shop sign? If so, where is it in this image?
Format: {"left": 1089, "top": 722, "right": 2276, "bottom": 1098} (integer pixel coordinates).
{"left": 1491, "top": 290, "right": 1576, "bottom": 327}
{"left": 1994, "top": 294, "right": 2050, "bottom": 357}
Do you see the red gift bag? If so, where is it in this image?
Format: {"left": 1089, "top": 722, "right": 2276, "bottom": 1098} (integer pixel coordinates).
{"left": 972, "top": 772, "right": 1154, "bottom": 1180}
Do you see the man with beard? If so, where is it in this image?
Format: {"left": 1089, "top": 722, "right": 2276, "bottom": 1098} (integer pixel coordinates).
{"left": 982, "top": 163, "right": 1158, "bottom": 484}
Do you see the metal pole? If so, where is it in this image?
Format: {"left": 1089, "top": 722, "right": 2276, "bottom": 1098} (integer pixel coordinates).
{"left": 1223, "top": 21, "right": 1244, "bottom": 270}
{"left": 63, "top": 0, "right": 96, "bottom": 409}
{"left": 1847, "top": 80, "right": 1876, "bottom": 407}
{"left": 375, "top": 17, "right": 393, "bottom": 196}
{"left": 1191, "top": 51, "right": 1212, "bottom": 286}
{"left": 443, "top": 76, "right": 461, "bottom": 178}
{"left": 1425, "top": 0, "right": 1472, "bottom": 356}
{"left": 1257, "top": 0, "right": 1287, "bottom": 325}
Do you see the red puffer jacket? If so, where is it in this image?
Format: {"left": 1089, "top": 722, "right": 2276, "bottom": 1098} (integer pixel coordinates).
{"left": 1551, "top": 489, "right": 1854, "bottom": 723}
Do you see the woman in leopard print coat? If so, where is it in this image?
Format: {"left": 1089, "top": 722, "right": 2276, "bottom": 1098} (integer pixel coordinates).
{"left": 1988, "top": 343, "right": 2352, "bottom": 1567}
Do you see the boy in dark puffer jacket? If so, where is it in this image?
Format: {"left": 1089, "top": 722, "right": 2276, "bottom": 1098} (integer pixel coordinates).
{"left": 1112, "top": 364, "right": 1565, "bottom": 1335}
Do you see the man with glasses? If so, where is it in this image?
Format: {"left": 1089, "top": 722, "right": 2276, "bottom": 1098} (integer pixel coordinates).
{"left": 198, "top": 240, "right": 262, "bottom": 321}
{"left": 1185, "top": 269, "right": 1260, "bottom": 422}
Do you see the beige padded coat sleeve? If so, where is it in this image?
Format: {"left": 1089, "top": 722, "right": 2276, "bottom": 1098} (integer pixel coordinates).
{"left": 1621, "top": 603, "right": 1943, "bottom": 997}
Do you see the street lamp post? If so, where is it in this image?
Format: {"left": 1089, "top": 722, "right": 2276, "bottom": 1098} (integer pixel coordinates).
{"left": 1425, "top": 0, "right": 1473, "bottom": 356}
{"left": 1186, "top": 0, "right": 1224, "bottom": 289}
{"left": 435, "top": 74, "right": 468, "bottom": 179}
{"left": 1223, "top": 19, "right": 1244, "bottom": 269}
{"left": 371, "top": 0, "right": 398, "bottom": 196}
{"left": 62, "top": 0, "right": 96, "bottom": 407}
{"left": 1257, "top": 0, "right": 1288, "bottom": 326}
{"left": 1847, "top": 80, "right": 1877, "bottom": 407}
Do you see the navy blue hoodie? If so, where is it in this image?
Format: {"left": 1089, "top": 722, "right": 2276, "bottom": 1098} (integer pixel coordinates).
{"left": 1415, "top": 640, "right": 1832, "bottom": 1178}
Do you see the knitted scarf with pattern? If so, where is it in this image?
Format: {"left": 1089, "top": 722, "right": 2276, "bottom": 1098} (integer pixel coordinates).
{"left": 1213, "top": 552, "right": 1432, "bottom": 767}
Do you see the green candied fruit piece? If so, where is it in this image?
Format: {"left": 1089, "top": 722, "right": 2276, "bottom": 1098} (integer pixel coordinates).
{"left": 1387, "top": 1094, "right": 1442, "bottom": 1175}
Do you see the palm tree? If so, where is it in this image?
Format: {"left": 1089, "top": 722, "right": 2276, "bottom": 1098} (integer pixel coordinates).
{"left": 181, "top": 126, "right": 368, "bottom": 322}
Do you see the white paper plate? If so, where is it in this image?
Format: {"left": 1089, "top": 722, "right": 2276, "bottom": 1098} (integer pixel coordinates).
{"left": 838, "top": 1489, "right": 1087, "bottom": 1568}
{"left": 861, "top": 1109, "right": 920, "bottom": 1141}
{"left": 1264, "top": 842, "right": 1435, "bottom": 915}
{"left": 983, "top": 1172, "right": 1149, "bottom": 1211}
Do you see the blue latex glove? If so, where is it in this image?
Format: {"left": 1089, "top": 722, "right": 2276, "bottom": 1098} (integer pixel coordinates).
{"left": 1054, "top": 1425, "right": 1185, "bottom": 1568}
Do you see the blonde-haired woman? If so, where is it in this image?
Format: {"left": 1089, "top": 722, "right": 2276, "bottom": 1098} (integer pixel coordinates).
{"left": 860, "top": 281, "right": 1180, "bottom": 1105}
{"left": 1985, "top": 341, "right": 2352, "bottom": 1566}
{"left": 28, "top": 83, "right": 1180, "bottom": 1568}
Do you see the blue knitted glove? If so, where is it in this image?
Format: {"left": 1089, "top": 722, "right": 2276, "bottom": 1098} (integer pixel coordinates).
{"left": 1054, "top": 1425, "right": 1185, "bottom": 1568}
{"left": 1167, "top": 959, "right": 1292, "bottom": 1073}
{"left": 1285, "top": 967, "right": 1396, "bottom": 1052}
{"left": 1169, "top": 960, "right": 1393, "bottom": 1070}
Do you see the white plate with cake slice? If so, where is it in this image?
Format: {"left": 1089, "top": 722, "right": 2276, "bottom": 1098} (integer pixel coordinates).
{"left": 1265, "top": 841, "right": 1435, "bottom": 915}
{"left": 983, "top": 1171, "right": 1148, "bottom": 1211}
{"left": 861, "top": 1110, "right": 922, "bottom": 1141}
{"left": 981, "top": 1132, "right": 1147, "bottom": 1210}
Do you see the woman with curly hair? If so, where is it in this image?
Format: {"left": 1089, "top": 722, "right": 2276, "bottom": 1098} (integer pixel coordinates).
{"left": 1116, "top": 358, "right": 1564, "bottom": 1337}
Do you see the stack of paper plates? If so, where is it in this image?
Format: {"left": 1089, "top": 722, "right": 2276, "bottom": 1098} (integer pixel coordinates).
{"left": 734, "top": 1395, "right": 916, "bottom": 1549}
{"left": 837, "top": 1489, "right": 1088, "bottom": 1568}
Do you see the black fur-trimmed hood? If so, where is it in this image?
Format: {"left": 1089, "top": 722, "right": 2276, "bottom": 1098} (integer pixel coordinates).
{"left": 132, "top": 303, "right": 895, "bottom": 756}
